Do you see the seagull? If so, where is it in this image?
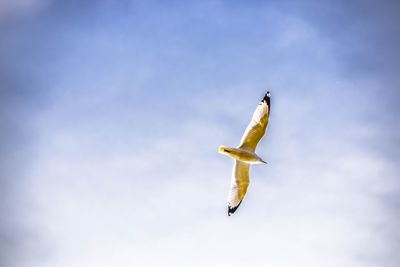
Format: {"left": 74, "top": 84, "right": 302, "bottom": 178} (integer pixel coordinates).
{"left": 218, "top": 92, "right": 271, "bottom": 216}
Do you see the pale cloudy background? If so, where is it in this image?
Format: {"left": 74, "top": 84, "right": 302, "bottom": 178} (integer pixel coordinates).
{"left": 1, "top": 1, "right": 399, "bottom": 267}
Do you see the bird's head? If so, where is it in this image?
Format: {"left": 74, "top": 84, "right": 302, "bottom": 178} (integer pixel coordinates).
{"left": 218, "top": 145, "right": 231, "bottom": 155}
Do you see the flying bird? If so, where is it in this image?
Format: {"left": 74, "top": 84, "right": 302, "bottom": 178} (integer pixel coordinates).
{"left": 218, "top": 92, "right": 271, "bottom": 216}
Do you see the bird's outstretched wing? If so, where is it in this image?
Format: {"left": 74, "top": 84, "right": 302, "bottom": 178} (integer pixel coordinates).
{"left": 238, "top": 92, "right": 270, "bottom": 152}
{"left": 228, "top": 160, "right": 250, "bottom": 216}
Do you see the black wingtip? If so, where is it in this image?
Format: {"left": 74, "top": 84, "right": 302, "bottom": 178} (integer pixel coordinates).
{"left": 262, "top": 91, "right": 271, "bottom": 113}
{"left": 228, "top": 201, "right": 242, "bottom": 216}
{"left": 262, "top": 91, "right": 270, "bottom": 103}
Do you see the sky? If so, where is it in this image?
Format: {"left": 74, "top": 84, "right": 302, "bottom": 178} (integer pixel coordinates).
{"left": 1, "top": 0, "right": 399, "bottom": 267}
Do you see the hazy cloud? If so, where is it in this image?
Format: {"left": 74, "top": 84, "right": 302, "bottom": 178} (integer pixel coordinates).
{"left": 1, "top": 1, "right": 399, "bottom": 267}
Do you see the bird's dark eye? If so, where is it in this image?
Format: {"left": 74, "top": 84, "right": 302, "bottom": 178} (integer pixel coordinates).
{"left": 224, "top": 149, "right": 229, "bottom": 152}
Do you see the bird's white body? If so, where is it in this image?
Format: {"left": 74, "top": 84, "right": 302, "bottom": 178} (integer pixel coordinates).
{"left": 218, "top": 92, "right": 271, "bottom": 216}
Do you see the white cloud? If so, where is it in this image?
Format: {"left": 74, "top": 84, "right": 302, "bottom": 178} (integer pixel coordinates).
{"left": 22, "top": 77, "right": 397, "bottom": 267}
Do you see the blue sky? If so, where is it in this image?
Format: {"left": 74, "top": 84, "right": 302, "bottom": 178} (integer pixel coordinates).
{"left": 1, "top": 1, "right": 399, "bottom": 267}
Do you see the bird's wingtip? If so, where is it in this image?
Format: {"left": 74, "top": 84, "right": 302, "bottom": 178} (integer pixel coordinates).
{"left": 263, "top": 91, "right": 271, "bottom": 102}
{"left": 227, "top": 201, "right": 242, "bottom": 216}
{"left": 262, "top": 91, "right": 271, "bottom": 113}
